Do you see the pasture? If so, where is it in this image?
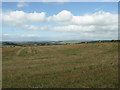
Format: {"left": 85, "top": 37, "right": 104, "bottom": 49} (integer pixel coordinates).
{"left": 2, "top": 42, "right": 118, "bottom": 88}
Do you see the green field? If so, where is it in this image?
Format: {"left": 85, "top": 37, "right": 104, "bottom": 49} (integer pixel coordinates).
{"left": 2, "top": 42, "right": 118, "bottom": 88}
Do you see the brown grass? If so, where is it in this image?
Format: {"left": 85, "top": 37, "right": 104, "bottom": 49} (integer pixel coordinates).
{"left": 2, "top": 42, "right": 118, "bottom": 88}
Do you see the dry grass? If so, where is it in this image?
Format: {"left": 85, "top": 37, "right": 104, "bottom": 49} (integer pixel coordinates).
{"left": 2, "top": 42, "right": 118, "bottom": 88}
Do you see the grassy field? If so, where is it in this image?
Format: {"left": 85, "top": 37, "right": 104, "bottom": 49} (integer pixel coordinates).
{"left": 2, "top": 42, "right": 118, "bottom": 88}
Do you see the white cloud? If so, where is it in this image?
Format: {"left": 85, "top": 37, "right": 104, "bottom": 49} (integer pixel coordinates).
{"left": 27, "top": 12, "right": 46, "bottom": 22}
{"left": 22, "top": 25, "right": 50, "bottom": 30}
{"left": 48, "top": 10, "right": 73, "bottom": 22}
{"left": 2, "top": 31, "right": 117, "bottom": 41}
{"left": 51, "top": 24, "right": 117, "bottom": 33}
{"left": 49, "top": 10, "right": 117, "bottom": 26}
{"left": 2, "top": 10, "right": 117, "bottom": 27}
{"left": 2, "top": 34, "right": 53, "bottom": 41}
{"left": 17, "top": 2, "right": 28, "bottom": 8}
{"left": 2, "top": 10, "right": 118, "bottom": 40}
{"left": 23, "top": 25, "right": 40, "bottom": 30}
{"left": 2, "top": 11, "right": 46, "bottom": 26}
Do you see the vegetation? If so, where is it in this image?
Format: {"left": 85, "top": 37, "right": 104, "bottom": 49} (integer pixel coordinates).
{"left": 2, "top": 42, "right": 118, "bottom": 88}
{"left": 2, "top": 40, "right": 120, "bottom": 48}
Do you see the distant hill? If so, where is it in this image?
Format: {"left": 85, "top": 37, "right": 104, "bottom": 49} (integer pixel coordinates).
{"left": 1, "top": 40, "right": 120, "bottom": 48}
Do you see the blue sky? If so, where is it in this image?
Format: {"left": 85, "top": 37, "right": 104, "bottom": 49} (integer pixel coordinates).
{"left": 1, "top": 2, "right": 118, "bottom": 41}
{"left": 2, "top": 2, "right": 117, "bottom": 15}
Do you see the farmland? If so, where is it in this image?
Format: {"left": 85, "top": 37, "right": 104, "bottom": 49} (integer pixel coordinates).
{"left": 2, "top": 42, "right": 118, "bottom": 88}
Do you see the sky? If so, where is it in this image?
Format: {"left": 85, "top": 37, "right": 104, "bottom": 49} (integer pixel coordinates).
{"left": 1, "top": 2, "right": 118, "bottom": 41}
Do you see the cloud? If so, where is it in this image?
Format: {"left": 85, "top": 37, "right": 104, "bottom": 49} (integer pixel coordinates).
{"left": 52, "top": 24, "right": 117, "bottom": 33}
{"left": 48, "top": 10, "right": 73, "bottom": 22}
{"left": 2, "top": 10, "right": 118, "bottom": 40}
{"left": 2, "top": 11, "right": 46, "bottom": 26}
{"left": 49, "top": 10, "right": 117, "bottom": 26}
{"left": 2, "top": 31, "right": 117, "bottom": 41}
{"left": 23, "top": 25, "right": 40, "bottom": 30}
{"left": 2, "top": 10, "right": 117, "bottom": 27}
{"left": 2, "top": 34, "right": 56, "bottom": 41}
{"left": 17, "top": 2, "right": 28, "bottom": 8}
{"left": 22, "top": 25, "right": 50, "bottom": 30}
